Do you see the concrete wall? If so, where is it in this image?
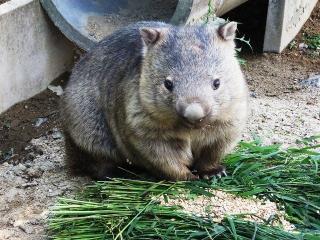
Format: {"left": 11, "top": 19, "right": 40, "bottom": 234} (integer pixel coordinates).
{"left": 264, "top": 0, "right": 318, "bottom": 52}
{"left": 171, "top": 0, "right": 248, "bottom": 25}
{"left": 0, "top": 0, "right": 74, "bottom": 113}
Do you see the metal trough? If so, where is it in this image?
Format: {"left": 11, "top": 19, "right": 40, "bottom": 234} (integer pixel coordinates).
{"left": 40, "top": 0, "right": 317, "bottom": 53}
{"left": 40, "top": 0, "right": 247, "bottom": 51}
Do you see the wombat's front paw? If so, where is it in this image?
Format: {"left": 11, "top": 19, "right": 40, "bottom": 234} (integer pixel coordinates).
{"left": 186, "top": 172, "right": 200, "bottom": 181}
{"left": 197, "top": 165, "right": 227, "bottom": 180}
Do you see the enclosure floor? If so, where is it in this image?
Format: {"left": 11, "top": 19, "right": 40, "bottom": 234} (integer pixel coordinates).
{"left": 0, "top": 3, "right": 319, "bottom": 240}
{"left": 0, "top": 0, "right": 10, "bottom": 5}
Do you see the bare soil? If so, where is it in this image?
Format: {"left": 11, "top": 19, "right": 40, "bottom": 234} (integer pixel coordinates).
{"left": 0, "top": 3, "right": 319, "bottom": 240}
{"left": 86, "top": 0, "right": 178, "bottom": 41}
{"left": 0, "top": 0, "right": 9, "bottom": 5}
{"left": 0, "top": 86, "right": 61, "bottom": 164}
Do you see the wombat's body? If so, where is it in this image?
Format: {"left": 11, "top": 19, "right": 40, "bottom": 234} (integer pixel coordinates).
{"left": 61, "top": 21, "right": 248, "bottom": 180}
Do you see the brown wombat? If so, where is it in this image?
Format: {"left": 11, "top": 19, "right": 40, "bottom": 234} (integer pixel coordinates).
{"left": 61, "top": 21, "right": 248, "bottom": 181}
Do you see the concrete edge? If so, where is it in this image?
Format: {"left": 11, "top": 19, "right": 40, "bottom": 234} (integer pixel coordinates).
{"left": 0, "top": 0, "right": 74, "bottom": 113}
{"left": 263, "top": 0, "right": 317, "bottom": 53}
{"left": 0, "top": 0, "right": 32, "bottom": 15}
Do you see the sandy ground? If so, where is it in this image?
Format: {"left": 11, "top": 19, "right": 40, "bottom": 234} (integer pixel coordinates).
{"left": 244, "top": 89, "right": 320, "bottom": 146}
{"left": 1, "top": 85, "right": 318, "bottom": 240}
{"left": 0, "top": 4, "right": 319, "bottom": 240}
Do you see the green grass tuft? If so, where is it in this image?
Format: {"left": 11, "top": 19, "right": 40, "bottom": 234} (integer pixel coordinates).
{"left": 304, "top": 34, "right": 320, "bottom": 50}
{"left": 48, "top": 138, "right": 320, "bottom": 239}
{"left": 213, "top": 139, "right": 320, "bottom": 230}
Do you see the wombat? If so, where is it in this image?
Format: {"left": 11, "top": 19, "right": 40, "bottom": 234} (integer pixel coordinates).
{"left": 61, "top": 21, "right": 248, "bottom": 181}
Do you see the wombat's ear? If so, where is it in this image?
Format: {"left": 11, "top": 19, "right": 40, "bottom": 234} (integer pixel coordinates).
{"left": 218, "top": 22, "right": 237, "bottom": 41}
{"left": 139, "top": 28, "right": 166, "bottom": 46}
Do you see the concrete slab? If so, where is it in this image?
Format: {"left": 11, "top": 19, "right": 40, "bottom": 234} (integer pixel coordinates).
{"left": 264, "top": 0, "right": 318, "bottom": 53}
{"left": 0, "top": 0, "right": 74, "bottom": 113}
{"left": 189, "top": 0, "right": 248, "bottom": 22}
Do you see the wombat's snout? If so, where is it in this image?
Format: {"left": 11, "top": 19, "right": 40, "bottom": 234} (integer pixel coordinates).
{"left": 176, "top": 100, "right": 210, "bottom": 125}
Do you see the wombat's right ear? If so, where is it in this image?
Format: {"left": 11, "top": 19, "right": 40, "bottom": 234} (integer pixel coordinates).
{"left": 139, "top": 28, "right": 167, "bottom": 46}
{"left": 218, "top": 22, "right": 237, "bottom": 41}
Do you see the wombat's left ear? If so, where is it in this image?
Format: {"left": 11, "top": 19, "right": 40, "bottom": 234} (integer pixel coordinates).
{"left": 139, "top": 28, "right": 167, "bottom": 46}
{"left": 218, "top": 22, "right": 237, "bottom": 41}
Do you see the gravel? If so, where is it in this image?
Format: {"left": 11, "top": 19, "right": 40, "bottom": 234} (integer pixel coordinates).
{"left": 1, "top": 85, "right": 318, "bottom": 239}
{"left": 0, "top": 134, "right": 88, "bottom": 240}
{"left": 159, "top": 190, "right": 295, "bottom": 231}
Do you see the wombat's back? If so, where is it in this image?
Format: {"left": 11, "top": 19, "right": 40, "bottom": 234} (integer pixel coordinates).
{"left": 61, "top": 22, "right": 170, "bottom": 178}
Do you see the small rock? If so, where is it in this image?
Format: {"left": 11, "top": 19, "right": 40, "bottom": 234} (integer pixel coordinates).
{"left": 298, "top": 43, "right": 308, "bottom": 50}
{"left": 52, "top": 130, "right": 63, "bottom": 140}
{"left": 26, "top": 167, "right": 43, "bottom": 178}
{"left": 48, "top": 85, "right": 63, "bottom": 96}
{"left": 250, "top": 91, "right": 257, "bottom": 98}
{"left": 14, "top": 220, "right": 34, "bottom": 234}
{"left": 35, "top": 117, "right": 48, "bottom": 127}
{"left": 2, "top": 162, "right": 10, "bottom": 167}
{"left": 13, "top": 164, "right": 27, "bottom": 175}
{"left": 20, "top": 182, "right": 39, "bottom": 188}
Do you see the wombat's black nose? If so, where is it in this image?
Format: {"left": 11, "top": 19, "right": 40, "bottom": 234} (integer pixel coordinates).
{"left": 177, "top": 102, "right": 210, "bottom": 124}
{"left": 183, "top": 103, "right": 205, "bottom": 122}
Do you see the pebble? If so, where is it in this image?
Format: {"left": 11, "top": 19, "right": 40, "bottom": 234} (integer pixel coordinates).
{"left": 35, "top": 117, "right": 48, "bottom": 127}
{"left": 250, "top": 91, "right": 257, "bottom": 98}
{"left": 13, "top": 164, "right": 27, "bottom": 175}
{"left": 52, "top": 131, "right": 63, "bottom": 140}
{"left": 298, "top": 42, "right": 308, "bottom": 49}
{"left": 14, "top": 220, "right": 34, "bottom": 234}
{"left": 48, "top": 85, "right": 63, "bottom": 96}
{"left": 26, "top": 167, "right": 43, "bottom": 178}
{"left": 20, "top": 182, "right": 39, "bottom": 188}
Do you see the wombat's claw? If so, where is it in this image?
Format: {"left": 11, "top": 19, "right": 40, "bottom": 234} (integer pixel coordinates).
{"left": 186, "top": 172, "right": 199, "bottom": 181}
{"left": 203, "top": 175, "right": 209, "bottom": 180}
{"left": 222, "top": 170, "right": 227, "bottom": 177}
{"left": 198, "top": 165, "right": 227, "bottom": 180}
{"left": 216, "top": 171, "right": 227, "bottom": 178}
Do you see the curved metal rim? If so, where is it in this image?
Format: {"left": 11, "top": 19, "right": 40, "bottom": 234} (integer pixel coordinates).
{"left": 40, "top": 0, "right": 193, "bottom": 51}
{"left": 40, "top": 0, "right": 95, "bottom": 51}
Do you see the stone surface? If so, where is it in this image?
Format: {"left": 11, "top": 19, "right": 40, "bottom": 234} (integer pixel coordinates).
{"left": 172, "top": 0, "right": 248, "bottom": 24}
{"left": 264, "top": 0, "right": 318, "bottom": 53}
{"left": 0, "top": 0, "right": 74, "bottom": 113}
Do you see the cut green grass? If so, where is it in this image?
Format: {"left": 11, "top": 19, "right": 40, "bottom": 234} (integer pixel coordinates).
{"left": 48, "top": 137, "right": 320, "bottom": 239}
{"left": 213, "top": 139, "right": 320, "bottom": 230}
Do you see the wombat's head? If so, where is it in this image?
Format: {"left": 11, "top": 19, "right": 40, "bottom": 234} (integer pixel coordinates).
{"left": 139, "top": 22, "right": 247, "bottom": 129}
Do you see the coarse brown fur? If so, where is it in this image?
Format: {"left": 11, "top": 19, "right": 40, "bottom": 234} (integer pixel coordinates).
{"left": 60, "top": 21, "right": 248, "bottom": 181}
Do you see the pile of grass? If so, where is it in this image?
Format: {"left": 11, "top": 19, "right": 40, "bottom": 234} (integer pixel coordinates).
{"left": 214, "top": 137, "right": 320, "bottom": 230}
{"left": 48, "top": 137, "right": 320, "bottom": 239}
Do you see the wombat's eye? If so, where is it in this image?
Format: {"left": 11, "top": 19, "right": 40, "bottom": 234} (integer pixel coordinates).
{"left": 164, "top": 79, "right": 174, "bottom": 92}
{"left": 212, "top": 79, "right": 220, "bottom": 90}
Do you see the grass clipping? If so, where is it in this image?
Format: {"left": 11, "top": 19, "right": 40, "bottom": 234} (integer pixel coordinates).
{"left": 48, "top": 137, "right": 320, "bottom": 239}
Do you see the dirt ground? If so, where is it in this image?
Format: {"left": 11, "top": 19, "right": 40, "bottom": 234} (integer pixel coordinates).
{"left": 0, "top": 0, "right": 10, "bottom": 5}
{"left": 0, "top": 3, "right": 319, "bottom": 240}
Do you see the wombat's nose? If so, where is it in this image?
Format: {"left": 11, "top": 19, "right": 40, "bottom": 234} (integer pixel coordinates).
{"left": 183, "top": 103, "right": 206, "bottom": 123}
